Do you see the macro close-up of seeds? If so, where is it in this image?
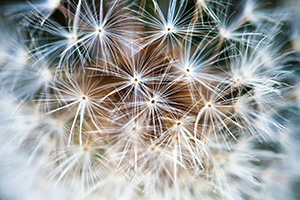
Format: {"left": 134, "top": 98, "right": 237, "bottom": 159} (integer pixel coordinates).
{"left": 0, "top": 0, "right": 300, "bottom": 199}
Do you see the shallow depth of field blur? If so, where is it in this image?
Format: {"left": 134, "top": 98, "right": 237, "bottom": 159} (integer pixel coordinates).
{"left": 0, "top": 0, "right": 300, "bottom": 200}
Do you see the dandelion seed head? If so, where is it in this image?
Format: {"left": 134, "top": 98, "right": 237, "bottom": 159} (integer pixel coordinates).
{"left": 0, "top": 0, "right": 298, "bottom": 199}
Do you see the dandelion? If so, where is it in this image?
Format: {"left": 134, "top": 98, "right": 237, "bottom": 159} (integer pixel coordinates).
{"left": 0, "top": 0, "right": 299, "bottom": 200}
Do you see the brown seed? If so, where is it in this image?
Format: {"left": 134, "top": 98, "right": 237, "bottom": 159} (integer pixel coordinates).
{"left": 83, "top": 146, "right": 89, "bottom": 151}
{"left": 150, "top": 146, "right": 156, "bottom": 151}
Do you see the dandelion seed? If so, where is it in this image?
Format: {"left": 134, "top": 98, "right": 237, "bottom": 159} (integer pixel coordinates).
{"left": 72, "top": 0, "right": 135, "bottom": 63}
{"left": 135, "top": 0, "right": 198, "bottom": 50}
{"left": 49, "top": 137, "right": 108, "bottom": 193}
{"left": 45, "top": 73, "right": 111, "bottom": 146}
